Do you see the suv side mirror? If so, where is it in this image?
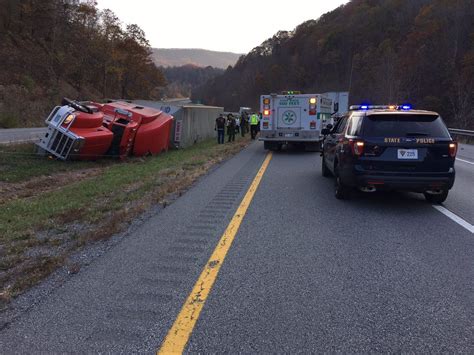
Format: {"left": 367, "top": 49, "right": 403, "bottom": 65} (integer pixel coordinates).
{"left": 321, "top": 124, "right": 333, "bottom": 136}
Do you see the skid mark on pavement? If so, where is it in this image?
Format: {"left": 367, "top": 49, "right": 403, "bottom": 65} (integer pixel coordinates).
{"left": 158, "top": 152, "right": 273, "bottom": 354}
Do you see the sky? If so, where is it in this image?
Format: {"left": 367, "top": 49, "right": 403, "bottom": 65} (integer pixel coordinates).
{"left": 96, "top": 0, "right": 349, "bottom": 54}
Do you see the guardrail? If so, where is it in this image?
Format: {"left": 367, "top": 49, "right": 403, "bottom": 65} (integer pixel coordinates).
{"left": 449, "top": 128, "right": 474, "bottom": 137}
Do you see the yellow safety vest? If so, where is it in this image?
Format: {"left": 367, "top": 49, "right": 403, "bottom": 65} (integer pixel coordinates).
{"left": 250, "top": 114, "right": 259, "bottom": 125}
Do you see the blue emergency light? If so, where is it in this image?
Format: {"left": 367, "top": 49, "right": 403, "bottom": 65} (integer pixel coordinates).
{"left": 350, "top": 104, "right": 413, "bottom": 111}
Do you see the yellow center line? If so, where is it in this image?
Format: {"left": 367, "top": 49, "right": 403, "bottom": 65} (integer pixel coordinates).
{"left": 158, "top": 152, "right": 273, "bottom": 354}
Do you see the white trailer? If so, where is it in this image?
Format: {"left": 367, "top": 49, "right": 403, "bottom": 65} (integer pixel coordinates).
{"left": 239, "top": 106, "right": 252, "bottom": 115}
{"left": 323, "top": 91, "right": 349, "bottom": 118}
{"left": 259, "top": 91, "right": 332, "bottom": 151}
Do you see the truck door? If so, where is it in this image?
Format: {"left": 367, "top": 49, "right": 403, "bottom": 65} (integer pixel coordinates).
{"left": 276, "top": 97, "right": 302, "bottom": 129}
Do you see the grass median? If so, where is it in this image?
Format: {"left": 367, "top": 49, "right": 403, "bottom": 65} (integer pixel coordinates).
{"left": 0, "top": 136, "right": 251, "bottom": 309}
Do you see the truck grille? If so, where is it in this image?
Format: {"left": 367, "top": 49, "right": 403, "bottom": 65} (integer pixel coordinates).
{"left": 36, "top": 127, "right": 82, "bottom": 160}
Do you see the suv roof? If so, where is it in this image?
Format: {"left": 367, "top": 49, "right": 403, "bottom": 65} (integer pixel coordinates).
{"left": 362, "top": 109, "right": 439, "bottom": 116}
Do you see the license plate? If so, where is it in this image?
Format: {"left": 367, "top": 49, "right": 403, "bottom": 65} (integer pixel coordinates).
{"left": 285, "top": 133, "right": 293, "bottom": 137}
{"left": 397, "top": 149, "right": 418, "bottom": 159}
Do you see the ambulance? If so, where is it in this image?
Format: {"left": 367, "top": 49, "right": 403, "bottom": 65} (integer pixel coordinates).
{"left": 259, "top": 91, "right": 333, "bottom": 151}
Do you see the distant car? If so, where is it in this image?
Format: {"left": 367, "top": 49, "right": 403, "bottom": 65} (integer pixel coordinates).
{"left": 321, "top": 105, "right": 457, "bottom": 202}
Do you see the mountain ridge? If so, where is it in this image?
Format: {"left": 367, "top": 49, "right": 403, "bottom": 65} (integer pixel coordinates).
{"left": 152, "top": 48, "right": 242, "bottom": 69}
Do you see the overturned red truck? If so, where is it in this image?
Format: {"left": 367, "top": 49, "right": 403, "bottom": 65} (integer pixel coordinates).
{"left": 36, "top": 98, "right": 173, "bottom": 160}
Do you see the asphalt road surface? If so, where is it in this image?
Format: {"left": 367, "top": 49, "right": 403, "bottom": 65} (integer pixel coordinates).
{"left": 0, "top": 142, "right": 472, "bottom": 353}
{"left": 0, "top": 127, "right": 47, "bottom": 144}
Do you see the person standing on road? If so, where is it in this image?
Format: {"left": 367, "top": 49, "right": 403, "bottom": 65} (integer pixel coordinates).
{"left": 240, "top": 112, "right": 246, "bottom": 137}
{"left": 235, "top": 115, "right": 240, "bottom": 134}
{"left": 240, "top": 112, "right": 247, "bottom": 137}
{"left": 250, "top": 112, "right": 259, "bottom": 140}
{"left": 215, "top": 114, "right": 226, "bottom": 144}
{"left": 227, "top": 113, "right": 236, "bottom": 142}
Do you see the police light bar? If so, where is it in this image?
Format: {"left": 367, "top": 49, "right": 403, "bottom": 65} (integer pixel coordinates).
{"left": 349, "top": 104, "right": 412, "bottom": 111}
{"left": 282, "top": 90, "right": 301, "bottom": 95}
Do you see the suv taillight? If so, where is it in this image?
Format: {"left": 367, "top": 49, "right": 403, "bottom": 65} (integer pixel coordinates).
{"left": 349, "top": 139, "right": 365, "bottom": 156}
{"left": 449, "top": 142, "right": 457, "bottom": 158}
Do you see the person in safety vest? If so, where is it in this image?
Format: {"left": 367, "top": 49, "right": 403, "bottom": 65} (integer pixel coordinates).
{"left": 250, "top": 112, "right": 259, "bottom": 140}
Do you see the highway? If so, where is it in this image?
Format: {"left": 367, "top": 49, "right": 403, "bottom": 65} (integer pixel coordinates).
{"left": 0, "top": 127, "right": 47, "bottom": 145}
{"left": 0, "top": 142, "right": 472, "bottom": 352}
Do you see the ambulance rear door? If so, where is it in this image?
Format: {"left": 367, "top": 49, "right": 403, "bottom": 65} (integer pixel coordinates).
{"left": 275, "top": 95, "right": 303, "bottom": 130}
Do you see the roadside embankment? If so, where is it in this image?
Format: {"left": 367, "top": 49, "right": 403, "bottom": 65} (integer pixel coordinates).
{"left": 0, "top": 136, "right": 250, "bottom": 309}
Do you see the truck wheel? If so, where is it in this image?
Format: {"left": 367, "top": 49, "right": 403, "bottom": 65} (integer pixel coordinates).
{"left": 322, "top": 155, "right": 331, "bottom": 177}
{"left": 424, "top": 190, "right": 448, "bottom": 204}
{"left": 335, "top": 166, "right": 350, "bottom": 199}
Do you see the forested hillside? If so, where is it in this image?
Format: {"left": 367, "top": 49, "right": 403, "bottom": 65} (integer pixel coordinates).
{"left": 0, "top": 0, "right": 165, "bottom": 127}
{"left": 161, "top": 65, "right": 224, "bottom": 98}
{"left": 193, "top": 0, "right": 474, "bottom": 128}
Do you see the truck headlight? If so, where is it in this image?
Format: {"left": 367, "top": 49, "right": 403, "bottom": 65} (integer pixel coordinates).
{"left": 63, "top": 114, "right": 75, "bottom": 125}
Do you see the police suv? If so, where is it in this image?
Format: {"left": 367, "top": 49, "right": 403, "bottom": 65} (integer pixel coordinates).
{"left": 321, "top": 105, "right": 457, "bottom": 202}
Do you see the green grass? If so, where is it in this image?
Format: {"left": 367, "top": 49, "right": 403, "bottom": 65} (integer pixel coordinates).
{"left": 0, "top": 136, "right": 250, "bottom": 304}
{"left": 1, "top": 138, "right": 244, "bottom": 240}
{"left": 0, "top": 144, "right": 106, "bottom": 182}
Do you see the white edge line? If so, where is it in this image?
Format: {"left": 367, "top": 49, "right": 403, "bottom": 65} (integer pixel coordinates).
{"left": 456, "top": 158, "right": 474, "bottom": 166}
{"left": 432, "top": 205, "right": 474, "bottom": 234}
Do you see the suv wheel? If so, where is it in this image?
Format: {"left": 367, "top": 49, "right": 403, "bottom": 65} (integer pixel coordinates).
{"left": 321, "top": 155, "right": 331, "bottom": 177}
{"left": 424, "top": 190, "right": 448, "bottom": 204}
{"left": 335, "top": 166, "right": 350, "bottom": 199}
